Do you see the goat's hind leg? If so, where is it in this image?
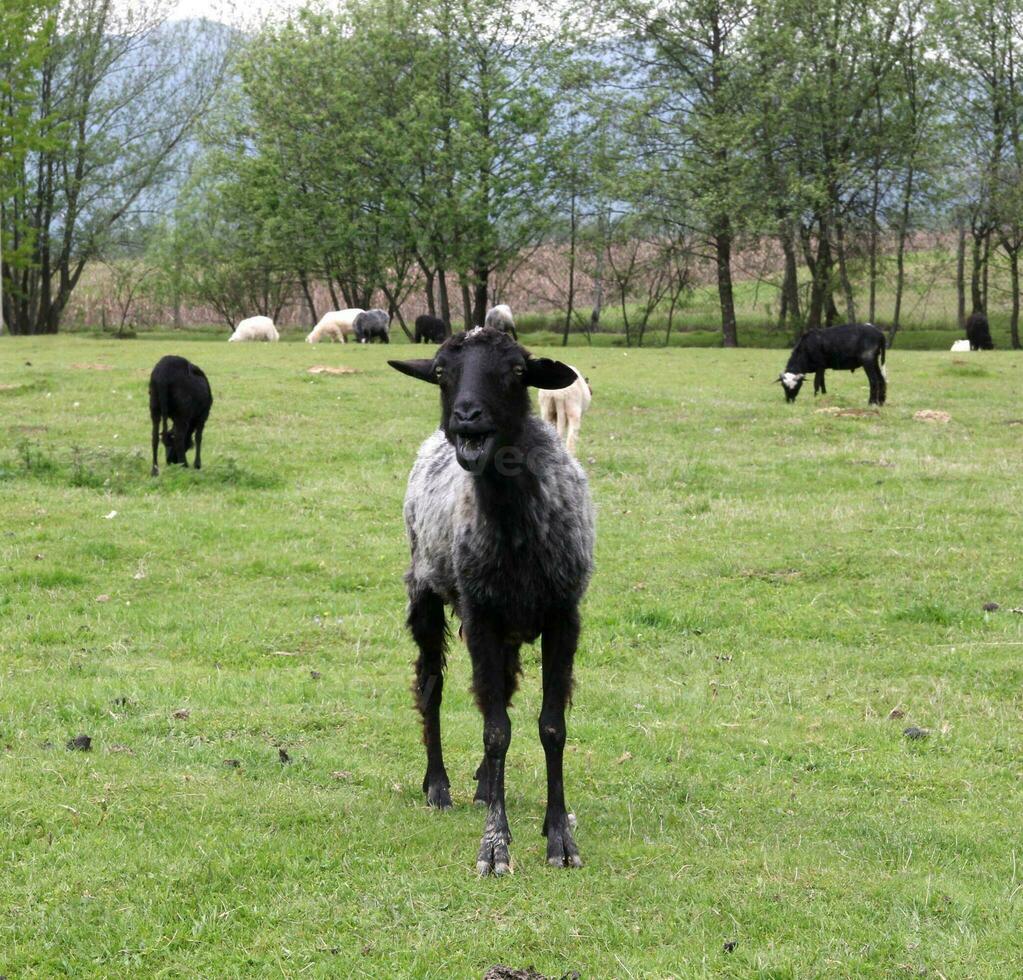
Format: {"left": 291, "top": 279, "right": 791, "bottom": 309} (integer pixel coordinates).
{"left": 540, "top": 607, "right": 582, "bottom": 868}
{"left": 864, "top": 361, "right": 882, "bottom": 405}
{"left": 408, "top": 584, "right": 452, "bottom": 808}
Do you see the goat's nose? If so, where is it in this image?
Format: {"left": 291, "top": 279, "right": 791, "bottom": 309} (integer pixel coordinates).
{"left": 453, "top": 403, "right": 483, "bottom": 425}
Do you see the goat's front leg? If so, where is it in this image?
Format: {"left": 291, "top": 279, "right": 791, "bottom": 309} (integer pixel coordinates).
{"left": 814, "top": 369, "right": 826, "bottom": 396}
{"left": 540, "top": 607, "right": 582, "bottom": 868}
{"left": 467, "top": 614, "right": 516, "bottom": 875}
{"left": 408, "top": 585, "right": 452, "bottom": 808}
{"left": 173, "top": 422, "right": 189, "bottom": 468}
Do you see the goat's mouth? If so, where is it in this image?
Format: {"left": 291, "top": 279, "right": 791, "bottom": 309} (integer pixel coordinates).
{"left": 453, "top": 431, "right": 497, "bottom": 471}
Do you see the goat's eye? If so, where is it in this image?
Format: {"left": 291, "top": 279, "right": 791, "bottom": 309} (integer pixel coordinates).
{"left": 434, "top": 366, "right": 444, "bottom": 380}
{"left": 513, "top": 365, "right": 525, "bottom": 378}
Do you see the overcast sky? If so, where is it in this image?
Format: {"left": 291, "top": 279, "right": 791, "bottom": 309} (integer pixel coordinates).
{"left": 168, "top": 0, "right": 303, "bottom": 26}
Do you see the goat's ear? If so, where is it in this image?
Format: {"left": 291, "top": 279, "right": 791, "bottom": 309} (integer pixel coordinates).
{"left": 525, "top": 357, "right": 577, "bottom": 390}
{"left": 388, "top": 359, "right": 437, "bottom": 384}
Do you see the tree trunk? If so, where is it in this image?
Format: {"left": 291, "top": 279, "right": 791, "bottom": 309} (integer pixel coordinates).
{"left": 981, "top": 228, "right": 991, "bottom": 310}
{"left": 461, "top": 281, "right": 472, "bottom": 331}
{"left": 472, "top": 271, "right": 488, "bottom": 328}
{"left": 971, "top": 228, "right": 985, "bottom": 312}
{"left": 437, "top": 268, "right": 451, "bottom": 327}
{"left": 423, "top": 266, "right": 436, "bottom": 316}
{"left": 590, "top": 215, "right": 605, "bottom": 335}
{"left": 891, "top": 163, "right": 915, "bottom": 344}
{"left": 715, "top": 221, "right": 738, "bottom": 347}
{"left": 834, "top": 216, "right": 856, "bottom": 323}
{"left": 780, "top": 224, "right": 801, "bottom": 333}
{"left": 298, "top": 270, "right": 317, "bottom": 324}
{"left": 805, "top": 225, "right": 831, "bottom": 332}
{"left": 562, "top": 187, "right": 577, "bottom": 347}
{"left": 956, "top": 224, "right": 967, "bottom": 328}
{"left": 1011, "top": 248, "right": 1021, "bottom": 349}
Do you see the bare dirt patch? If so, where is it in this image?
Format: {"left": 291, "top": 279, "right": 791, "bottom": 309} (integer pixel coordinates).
{"left": 70, "top": 363, "right": 114, "bottom": 371}
{"left": 307, "top": 365, "right": 356, "bottom": 375}
{"left": 914, "top": 410, "right": 951, "bottom": 424}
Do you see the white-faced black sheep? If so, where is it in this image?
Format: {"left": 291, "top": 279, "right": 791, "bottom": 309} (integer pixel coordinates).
{"left": 414, "top": 314, "right": 450, "bottom": 344}
{"left": 354, "top": 308, "right": 390, "bottom": 343}
{"left": 965, "top": 311, "right": 994, "bottom": 350}
{"left": 778, "top": 323, "right": 888, "bottom": 405}
{"left": 389, "top": 327, "right": 594, "bottom": 876}
{"left": 149, "top": 355, "right": 213, "bottom": 476}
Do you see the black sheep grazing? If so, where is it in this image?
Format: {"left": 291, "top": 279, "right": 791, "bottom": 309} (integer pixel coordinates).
{"left": 389, "top": 327, "right": 595, "bottom": 875}
{"left": 149, "top": 355, "right": 213, "bottom": 476}
{"left": 965, "top": 310, "right": 994, "bottom": 350}
{"left": 414, "top": 313, "right": 450, "bottom": 344}
{"left": 778, "top": 323, "right": 888, "bottom": 405}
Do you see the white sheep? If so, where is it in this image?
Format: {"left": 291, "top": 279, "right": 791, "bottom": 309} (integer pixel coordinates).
{"left": 950, "top": 339, "right": 971, "bottom": 352}
{"left": 483, "top": 304, "right": 518, "bottom": 340}
{"left": 229, "top": 315, "right": 279, "bottom": 342}
{"left": 538, "top": 365, "right": 591, "bottom": 455}
{"left": 306, "top": 308, "right": 364, "bottom": 344}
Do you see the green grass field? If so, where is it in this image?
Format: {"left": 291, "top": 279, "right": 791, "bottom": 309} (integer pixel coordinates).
{"left": 2, "top": 336, "right": 1022, "bottom": 977}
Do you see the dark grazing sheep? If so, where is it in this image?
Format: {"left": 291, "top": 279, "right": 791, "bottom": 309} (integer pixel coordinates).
{"left": 965, "top": 310, "right": 994, "bottom": 350}
{"left": 778, "top": 323, "right": 888, "bottom": 405}
{"left": 354, "top": 308, "right": 390, "bottom": 343}
{"left": 414, "top": 313, "right": 450, "bottom": 344}
{"left": 389, "top": 327, "right": 594, "bottom": 875}
{"left": 149, "top": 355, "right": 213, "bottom": 476}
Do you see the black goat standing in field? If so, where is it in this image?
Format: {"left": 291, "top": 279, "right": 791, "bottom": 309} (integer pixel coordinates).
{"left": 414, "top": 314, "right": 450, "bottom": 344}
{"left": 965, "top": 310, "right": 994, "bottom": 350}
{"left": 778, "top": 323, "right": 888, "bottom": 405}
{"left": 389, "top": 327, "right": 594, "bottom": 875}
{"left": 149, "top": 355, "right": 213, "bottom": 476}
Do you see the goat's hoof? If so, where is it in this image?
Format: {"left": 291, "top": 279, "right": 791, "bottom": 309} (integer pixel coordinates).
{"left": 476, "top": 828, "right": 512, "bottom": 876}
{"left": 150, "top": 466, "right": 159, "bottom": 477}
{"left": 544, "top": 815, "right": 582, "bottom": 868}
{"left": 425, "top": 782, "right": 452, "bottom": 809}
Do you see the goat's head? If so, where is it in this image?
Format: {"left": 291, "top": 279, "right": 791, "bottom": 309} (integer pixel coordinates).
{"left": 776, "top": 371, "right": 805, "bottom": 402}
{"left": 162, "top": 427, "right": 194, "bottom": 464}
{"left": 389, "top": 327, "right": 577, "bottom": 472}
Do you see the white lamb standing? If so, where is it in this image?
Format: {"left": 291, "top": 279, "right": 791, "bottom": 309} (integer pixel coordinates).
{"left": 538, "top": 365, "right": 591, "bottom": 455}
{"left": 229, "top": 316, "right": 279, "bottom": 342}
{"left": 306, "top": 308, "right": 364, "bottom": 344}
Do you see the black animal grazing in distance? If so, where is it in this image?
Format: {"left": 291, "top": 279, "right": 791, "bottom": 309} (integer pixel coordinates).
{"left": 414, "top": 313, "right": 449, "bottom": 344}
{"left": 353, "top": 308, "right": 391, "bottom": 343}
{"left": 965, "top": 310, "right": 994, "bottom": 350}
{"left": 778, "top": 323, "right": 888, "bottom": 405}
{"left": 149, "top": 355, "right": 213, "bottom": 476}
{"left": 389, "top": 327, "right": 595, "bottom": 875}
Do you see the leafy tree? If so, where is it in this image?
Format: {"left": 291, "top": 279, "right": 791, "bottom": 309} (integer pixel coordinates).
{"left": 0, "top": 0, "right": 55, "bottom": 332}
{"left": 3, "top": 0, "right": 228, "bottom": 334}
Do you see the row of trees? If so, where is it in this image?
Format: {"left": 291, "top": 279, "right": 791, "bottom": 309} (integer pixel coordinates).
{"left": 3, "top": 0, "right": 1023, "bottom": 347}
